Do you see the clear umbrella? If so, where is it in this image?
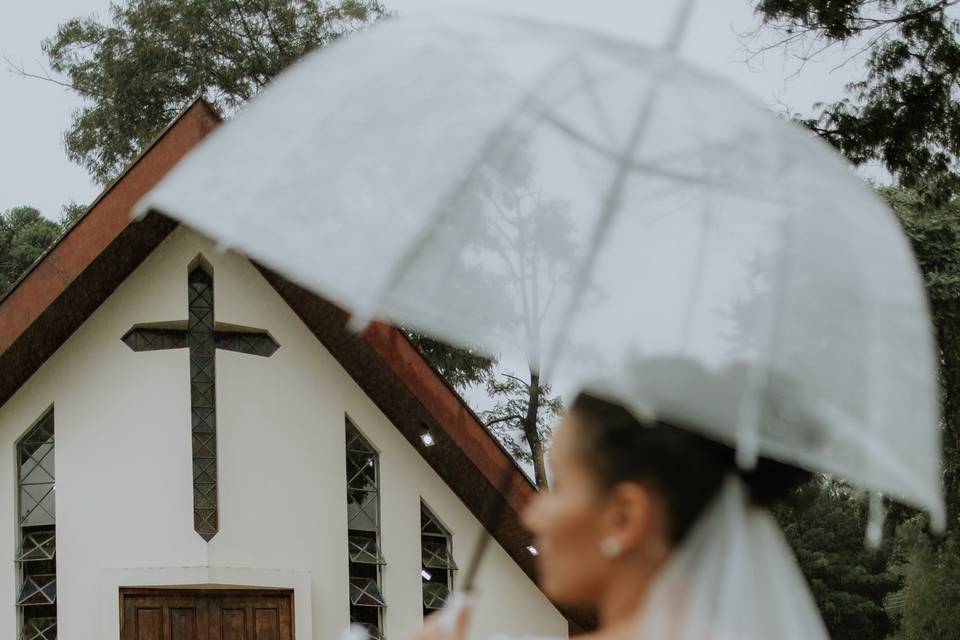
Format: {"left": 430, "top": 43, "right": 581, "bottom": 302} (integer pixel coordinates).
{"left": 137, "top": 11, "right": 942, "bottom": 528}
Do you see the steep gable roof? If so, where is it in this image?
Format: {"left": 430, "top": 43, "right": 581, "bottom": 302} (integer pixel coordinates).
{"left": 0, "top": 98, "right": 593, "bottom": 633}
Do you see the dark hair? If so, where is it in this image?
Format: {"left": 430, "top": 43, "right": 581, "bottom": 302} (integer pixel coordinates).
{"left": 570, "top": 392, "right": 811, "bottom": 545}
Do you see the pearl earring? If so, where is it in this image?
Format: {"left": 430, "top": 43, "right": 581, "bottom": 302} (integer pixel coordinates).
{"left": 600, "top": 537, "right": 621, "bottom": 558}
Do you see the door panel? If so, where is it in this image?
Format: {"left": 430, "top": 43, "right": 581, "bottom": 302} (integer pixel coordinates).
{"left": 171, "top": 607, "right": 199, "bottom": 640}
{"left": 219, "top": 608, "right": 247, "bottom": 640}
{"left": 120, "top": 589, "right": 293, "bottom": 640}
{"left": 135, "top": 608, "right": 161, "bottom": 640}
{"left": 255, "top": 609, "right": 280, "bottom": 640}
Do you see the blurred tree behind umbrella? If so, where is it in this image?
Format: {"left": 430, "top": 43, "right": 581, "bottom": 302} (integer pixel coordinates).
{"left": 883, "top": 188, "right": 960, "bottom": 638}
{"left": 749, "top": 4, "right": 960, "bottom": 633}
{"left": 774, "top": 478, "right": 900, "bottom": 640}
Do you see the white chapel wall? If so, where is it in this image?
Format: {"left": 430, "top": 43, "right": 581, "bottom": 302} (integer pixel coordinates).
{"left": 0, "top": 226, "right": 568, "bottom": 640}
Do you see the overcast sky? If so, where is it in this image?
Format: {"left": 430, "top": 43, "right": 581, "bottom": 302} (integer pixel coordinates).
{"left": 1, "top": 0, "right": 866, "bottom": 220}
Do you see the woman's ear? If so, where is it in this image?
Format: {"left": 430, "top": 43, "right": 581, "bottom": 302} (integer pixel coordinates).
{"left": 603, "top": 482, "right": 657, "bottom": 553}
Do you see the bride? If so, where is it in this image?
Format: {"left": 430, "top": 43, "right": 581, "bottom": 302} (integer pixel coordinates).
{"left": 410, "top": 391, "right": 829, "bottom": 640}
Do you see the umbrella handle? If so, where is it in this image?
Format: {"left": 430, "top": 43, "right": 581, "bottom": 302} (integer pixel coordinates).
{"left": 438, "top": 592, "right": 475, "bottom": 633}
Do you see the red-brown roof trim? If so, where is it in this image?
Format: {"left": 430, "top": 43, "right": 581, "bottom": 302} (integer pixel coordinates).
{"left": 0, "top": 99, "right": 221, "bottom": 356}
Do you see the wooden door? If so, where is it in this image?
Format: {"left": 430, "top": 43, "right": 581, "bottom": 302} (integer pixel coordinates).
{"left": 120, "top": 588, "right": 294, "bottom": 640}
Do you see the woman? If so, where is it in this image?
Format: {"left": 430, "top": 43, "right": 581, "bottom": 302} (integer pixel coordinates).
{"left": 413, "top": 392, "right": 829, "bottom": 640}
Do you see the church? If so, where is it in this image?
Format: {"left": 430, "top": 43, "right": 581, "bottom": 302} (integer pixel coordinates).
{"left": 0, "top": 100, "right": 586, "bottom": 640}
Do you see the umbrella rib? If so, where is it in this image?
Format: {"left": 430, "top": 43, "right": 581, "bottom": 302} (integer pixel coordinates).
{"left": 678, "top": 167, "right": 713, "bottom": 351}
{"left": 484, "top": 194, "right": 536, "bottom": 345}
{"left": 540, "top": 63, "right": 673, "bottom": 380}
{"left": 535, "top": 106, "right": 782, "bottom": 204}
{"left": 542, "top": 0, "right": 701, "bottom": 377}
{"left": 347, "top": 52, "right": 582, "bottom": 332}
{"left": 571, "top": 57, "right": 619, "bottom": 149}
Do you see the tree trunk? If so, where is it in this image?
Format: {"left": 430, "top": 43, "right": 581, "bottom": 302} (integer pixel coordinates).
{"left": 938, "top": 316, "right": 960, "bottom": 531}
{"left": 523, "top": 370, "right": 549, "bottom": 490}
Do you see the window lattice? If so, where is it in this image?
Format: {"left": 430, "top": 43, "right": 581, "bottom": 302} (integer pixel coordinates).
{"left": 420, "top": 504, "right": 454, "bottom": 614}
{"left": 349, "top": 532, "right": 386, "bottom": 565}
{"left": 346, "top": 420, "right": 385, "bottom": 639}
{"left": 19, "top": 617, "right": 56, "bottom": 640}
{"left": 17, "top": 411, "right": 56, "bottom": 640}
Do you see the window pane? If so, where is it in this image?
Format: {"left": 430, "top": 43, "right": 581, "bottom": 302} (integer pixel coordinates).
{"left": 422, "top": 540, "right": 457, "bottom": 570}
{"left": 346, "top": 451, "right": 377, "bottom": 492}
{"left": 422, "top": 583, "right": 450, "bottom": 611}
{"left": 420, "top": 507, "right": 448, "bottom": 537}
{"left": 20, "top": 616, "right": 56, "bottom": 640}
{"left": 349, "top": 532, "right": 386, "bottom": 565}
{"left": 346, "top": 422, "right": 377, "bottom": 454}
{"left": 16, "top": 575, "right": 56, "bottom": 606}
{"left": 17, "top": 529, "right": 55, "bottom": 562}
{"left": 347, "top": 490, "right": 379, "bottom": 531}
{"left": 349, "top": 577, "right": 387, "bottom": 607}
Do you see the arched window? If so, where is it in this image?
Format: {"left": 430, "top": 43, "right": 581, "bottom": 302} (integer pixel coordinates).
{"left": 17, "top": 409, "right": 57, "bottom": 640}
{"left": 346, "top": 419, "right": 386, "bottom": 639}
{"left": 420, "top": 503, "right": 456, "bottom": 617}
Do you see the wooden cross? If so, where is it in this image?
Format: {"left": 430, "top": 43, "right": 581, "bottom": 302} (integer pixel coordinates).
{"left": 122, "top": 265, "right": 279, "bottom": 541}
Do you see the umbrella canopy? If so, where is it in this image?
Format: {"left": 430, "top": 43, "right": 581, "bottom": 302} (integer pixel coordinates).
{"left": 137, "top": 12, "right": 943, "bottom": 527}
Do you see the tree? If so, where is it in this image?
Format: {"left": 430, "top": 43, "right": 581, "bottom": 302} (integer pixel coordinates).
{"left": 727, "top": 185, "right": 960, "bottom": 635}
{"left": 0, "top": 207, "right": 65, "bottom": 296}
{"left": 482, "top": 370, "right": 563, "bottom": 489}
{"left": 18, "top": 0, "right": 384, "bottom": 186}
{"left": 891, "top": 517, "right": 960, "bottom": 639}
{"left": 885, "top": 188, "right": 960, "bottom": 528}
{"left": 774, "top": 479, "right": 901, "bottom": 640}
{"left": 750, "top": 1, "right": 960, "bottom": 203}
{"left": 878, "top": 188, "right": 960, "bottom": 638}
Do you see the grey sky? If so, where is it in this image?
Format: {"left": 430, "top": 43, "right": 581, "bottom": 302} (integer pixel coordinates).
{"left": 1, "top": 0, "right": 866, "bottom": 220}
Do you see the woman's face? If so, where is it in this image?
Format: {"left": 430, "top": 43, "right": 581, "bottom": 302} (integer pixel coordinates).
{"left": 520, "top": 411, "right": 618, "bottom": 605}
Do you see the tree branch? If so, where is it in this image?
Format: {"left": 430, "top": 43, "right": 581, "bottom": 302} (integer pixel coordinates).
{"left": 4, "top": 56, "right": 107, "bottom": 99}
{"left": 500, "top": 372, "right": 531, "bottom": 388}
{"left": 484, "top": 414, "right": 524, "bottom": 428}
{"left": 229, "top": 0, "right": 273, "bottom": 78}
{"left": 259, "top": 2, "right": 288, "bottom": 58}
{"left": 855, "top": 0, "right": 959, "bottom": 31}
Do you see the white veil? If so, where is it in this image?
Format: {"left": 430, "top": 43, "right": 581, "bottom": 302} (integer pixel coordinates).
{"left": 635, "top": 475, "right": 828, "bottom": 640}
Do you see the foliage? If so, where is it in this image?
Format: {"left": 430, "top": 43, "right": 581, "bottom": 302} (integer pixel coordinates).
{"left": 59, "top": 201, "right": 87, "bottom": 228}
{"left": 748, "top": 7, "right": 960, "bottom": 627}
{"left": 751, "top": 0, "right": 960, "bottom": 203}
{"left": 774, "top": 479, "right": 900, "bottom": 640}
{"left": 0, "top": 206, "right": 73, "bottom": 296}
{"left": 481, "top": 370, "right": 563, "bottom": 489}
{"left": 884, "top": 188, "right": 960, "bottom": 528}
{"left": 891, "top": 516, "right": 960, "bottom": 639}
{"left": 407, "top": 333, "right": 495, "bottom": 391}
{"left": 35, "top": 0, "right": 384, "bottom": 185}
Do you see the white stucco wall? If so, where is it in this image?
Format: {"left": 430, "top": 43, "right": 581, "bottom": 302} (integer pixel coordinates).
{"left": 0, "top": 227, "right": 568, "bottom": 640}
